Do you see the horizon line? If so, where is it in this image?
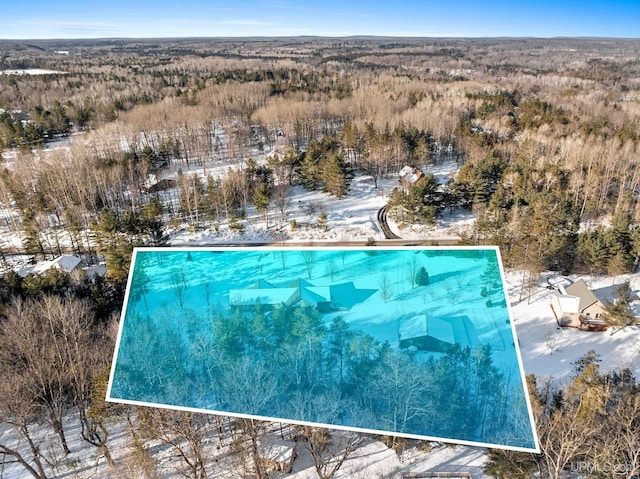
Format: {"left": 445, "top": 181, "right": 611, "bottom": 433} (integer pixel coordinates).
{"left": 2, "top": 34, "right": 640, "bottom": 42}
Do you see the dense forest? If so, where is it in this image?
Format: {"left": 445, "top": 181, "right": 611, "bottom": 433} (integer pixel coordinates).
{"left": 1, "top": 37, "right": 640, "bottom": 478}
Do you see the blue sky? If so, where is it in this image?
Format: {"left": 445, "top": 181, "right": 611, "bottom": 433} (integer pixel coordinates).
{"left": 1, "top": 0, "right": 639, "bottom": 39}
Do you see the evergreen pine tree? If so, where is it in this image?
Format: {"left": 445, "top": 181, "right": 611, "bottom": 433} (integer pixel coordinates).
{"left": 415, "top": 266, "right": 430, "bottom": 286}
{"left": 140, "top": 198, "right": 166, "bottom": 246}
{"left": 22, "top": 207, "right": 45, "bottom": 260}
{"left": 299, "top": 141, "right": 323, "bottom": 190}
{"left": 322, "top": 153, "right": 350, "bottom": 198}
{"left": 253, "top": 182, "right": 270, "bottom": 227}
{"left": 603, "top": 281, "right": 637, "bottom": 335}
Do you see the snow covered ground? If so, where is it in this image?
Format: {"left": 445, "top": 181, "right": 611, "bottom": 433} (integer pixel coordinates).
{"left": 0, "top": 417, "right": 487, "bottom": 479}
{"left": 165, "top": 151, "right": 468, "bottom": 245}
{"left": 0, "top": 69, "right": 68, "bottom": 75}
{"left": 507, "top": 271, "right": 640, "bottom": 382}
{"left": 169, "top": 175, "right": 391, "bottom": 245}
{"left": 3, "top": 135, "right": 640, "bottom": 478}
{"left": 287, "top": 438, "right": 487, "bottom": 479}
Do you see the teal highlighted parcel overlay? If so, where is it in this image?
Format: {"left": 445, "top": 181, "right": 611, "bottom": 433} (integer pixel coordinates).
{"left": 107, "top": 246, "right": 539, "bottom": 452}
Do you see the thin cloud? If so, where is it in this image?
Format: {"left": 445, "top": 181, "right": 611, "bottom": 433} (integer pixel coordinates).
{"left": 217, "top": 19, "right": 272, "bottom": 26}
{"left": 260, "top": 1, "right": 317, "bottom": 12}
{"left": 26, "top": 20, "right": 119, "bottom": 33}
{"left": 153, "top": 18, "right": 273, "bottom": 27}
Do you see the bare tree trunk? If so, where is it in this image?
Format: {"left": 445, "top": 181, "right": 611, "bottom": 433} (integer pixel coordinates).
{"left": 299, "top": 427, "right": 359, "bottom": 479}
{"left": 45, "top": 401, "right": 70, "bottom": 456}
{"left": 0, "top": 430, "right": 49, "bottom": 479}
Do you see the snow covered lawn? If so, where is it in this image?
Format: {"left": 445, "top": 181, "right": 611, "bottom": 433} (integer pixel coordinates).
{"left": 506, "top": 271, "right": 640, "bottom": 381}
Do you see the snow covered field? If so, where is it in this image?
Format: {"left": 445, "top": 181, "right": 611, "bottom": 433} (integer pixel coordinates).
{"left": 165, "top": 152, "right": 469, "bottom": 245}
{"left": 0, "top": 69, "right": 68, "bottom": 75}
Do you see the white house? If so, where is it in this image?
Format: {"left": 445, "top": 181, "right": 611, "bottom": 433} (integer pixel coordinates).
{"left": 18, "top": 254, "right": 82, "bottom": 278}
{"left": 399, "top": 165, "right": 423, "bottom": 186}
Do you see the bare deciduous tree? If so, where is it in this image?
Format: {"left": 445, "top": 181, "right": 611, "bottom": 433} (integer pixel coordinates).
{"left": 298, "top": 427, "right": 360, "bottom": 479}
{"left": 378, "top": 273, "right": 394, "bottom": 302}
{"left": 0, "top": 373, "right": 52, "bottom": 479}
{"left": 136, "top": 408, "right": 210, "bottom": 479}
{"left": 301, "top": 250, "right": 318, "bottom": 279}
{"left": 0, "top": 295, "right": 115, "bottom": 476}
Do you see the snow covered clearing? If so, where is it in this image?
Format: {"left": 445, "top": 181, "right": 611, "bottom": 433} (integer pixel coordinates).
{"left": 0, "top": 69, "right": 68, "bottom": 75}
{"left": 507, "top": 271, "right": 640, "bottom": 382}
{"left": 164, "top": 154, "right": 468, "bottom": 245}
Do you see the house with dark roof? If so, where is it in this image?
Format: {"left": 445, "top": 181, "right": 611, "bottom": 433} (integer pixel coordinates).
{"left": 229, "top": 278, "right": 375, "bottom": 312}
{"left": 398, "top": 314, "right": 478, "bottom": 353}
{"left": 145, "top": 178, "right": 177, "bottom": 193}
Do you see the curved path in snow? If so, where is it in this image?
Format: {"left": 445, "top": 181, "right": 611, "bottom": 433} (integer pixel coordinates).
{"left": 377, "top": 204, "right": 402, "bottom": 239}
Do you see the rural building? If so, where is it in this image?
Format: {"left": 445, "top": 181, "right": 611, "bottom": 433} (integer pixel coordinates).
{"left": 399, "top": 165, "right": 424, "bottom": 186}
{"left": 50, "top": 254, "right": 83, "bottom": 272}
{"left": 145, "top": 178, "right": 177, "bottom": 193}
{"left": 257, "top": 439, "right": 296, "bottom": 473}
{"left": 398, "top": 314, "right": 478, "bottom": 353}
{"left": 550, "top": 279, "right": 608, "bottom": 331}
{"left": 229, "top": 280, "right": 298, "bottom": 310}
{"left": 286, "top": 278, "right": 332, "bottom": 312}
{"left": 229, "top": 278, "right": 374, "bottom": 312}
{"left": 17, "top": 254, "right": 82, "bottom": 278}
{"left": 229, "top": 278, "right": 330, "bottom": 311}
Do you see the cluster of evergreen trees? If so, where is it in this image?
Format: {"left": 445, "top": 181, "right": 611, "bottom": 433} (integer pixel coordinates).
{"left": 389, "top": 173, "right": 445, "bottom": 225}
{"left": 0, "top": 102, "right": 72, "bottom": 150}
{"left": 459, "top": 144, "right": 640, "bottom": 276}
{"left": 298, "top": 135, "right": 352, "bottom": 198}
